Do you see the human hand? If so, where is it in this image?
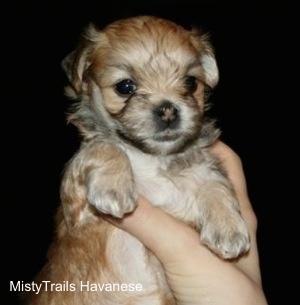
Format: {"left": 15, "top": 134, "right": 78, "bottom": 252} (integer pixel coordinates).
{"left": 107, "top": 141, "right": 268, "bottom": 305}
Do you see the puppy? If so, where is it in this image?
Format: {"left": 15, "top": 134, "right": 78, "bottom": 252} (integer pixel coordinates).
{"left": 27, "top": 16, "right": 250, "bottom": 305}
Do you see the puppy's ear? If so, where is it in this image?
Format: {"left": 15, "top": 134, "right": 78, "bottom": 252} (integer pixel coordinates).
{"left": 190, "top": 29, "right": 219, "bottom": 88}
{"left": 62, "top": 24, "right": 104, "bottom": 98}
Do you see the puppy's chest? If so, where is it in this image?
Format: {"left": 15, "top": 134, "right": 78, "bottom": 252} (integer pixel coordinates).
{"left": 125, "top": 147, "right": 210, "bottom": 209}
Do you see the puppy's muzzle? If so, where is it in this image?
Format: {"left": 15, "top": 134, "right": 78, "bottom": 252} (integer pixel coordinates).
{"left": 153, "top": 101, "right": 180, "bottom": 131}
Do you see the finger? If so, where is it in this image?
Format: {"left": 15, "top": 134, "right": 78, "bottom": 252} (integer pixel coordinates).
{"left": 104, "top": 196, "right": 199, "bottom": 265}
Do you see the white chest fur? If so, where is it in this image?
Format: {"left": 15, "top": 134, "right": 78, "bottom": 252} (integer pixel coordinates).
{"left": 123, "top": 143, "right": 220, "bottom": 223}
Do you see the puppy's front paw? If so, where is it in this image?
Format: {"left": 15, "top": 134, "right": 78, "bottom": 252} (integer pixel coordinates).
{"left": 200, "top": 209, "right": 250, "bottom": 259}
{"left": 86, "top": 169, "right": 137, "bottom": 218}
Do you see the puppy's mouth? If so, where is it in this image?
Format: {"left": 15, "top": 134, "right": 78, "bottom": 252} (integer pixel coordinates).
{"left": 153, "top": 129, "right": 181, "bottom": 142}
{"left": 116, "top": 101, "right": 200, "bottom": 154}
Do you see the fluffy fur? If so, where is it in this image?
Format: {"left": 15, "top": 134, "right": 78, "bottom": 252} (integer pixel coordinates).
{"left": 27, "top": 16, "right": 250, "bottom": 305}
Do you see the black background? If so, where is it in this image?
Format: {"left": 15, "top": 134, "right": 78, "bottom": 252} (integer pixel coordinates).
{"left": 2, "top": 1, "right": 298, "bottom": 304}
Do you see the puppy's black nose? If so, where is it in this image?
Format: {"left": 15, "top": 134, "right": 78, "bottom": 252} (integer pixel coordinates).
{"left": 154, "top": 101, "right": 180, "bottom": 130}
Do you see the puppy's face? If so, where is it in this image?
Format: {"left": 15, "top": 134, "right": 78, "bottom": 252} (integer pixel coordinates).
{"left": 63, "top": 16, "right": 219, "bottom": 155}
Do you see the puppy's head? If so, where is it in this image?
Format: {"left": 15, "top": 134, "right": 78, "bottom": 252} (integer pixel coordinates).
{"left": 63, "top": 16, "right": 219, "bottom": 155}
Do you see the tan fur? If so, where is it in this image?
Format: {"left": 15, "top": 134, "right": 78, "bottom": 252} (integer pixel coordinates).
{"left": 27, "top": 16, "right": 250, "bottom": 305}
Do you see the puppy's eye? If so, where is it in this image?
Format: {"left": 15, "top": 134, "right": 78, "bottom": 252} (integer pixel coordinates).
{"left": 115, "top": 79, "right": 136, "bottom": 96}
{"left": 185, "top": 76, "right": 198, "bottom": 93}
